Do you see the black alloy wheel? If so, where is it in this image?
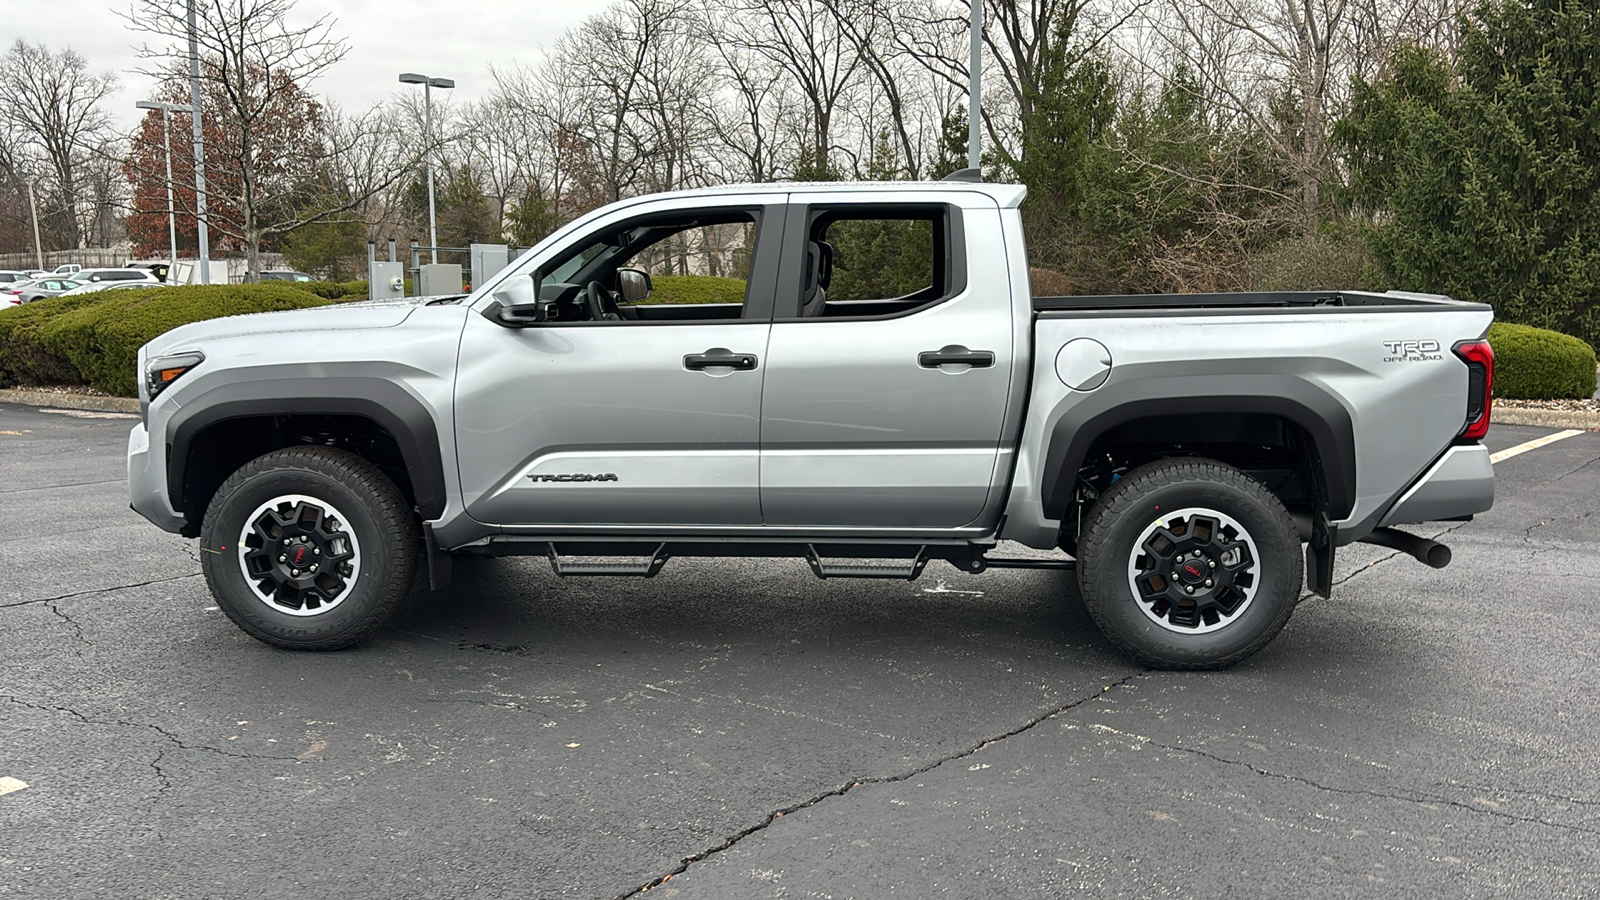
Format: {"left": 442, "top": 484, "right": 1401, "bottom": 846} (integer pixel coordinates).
{"left": 1075, "top": 457, "right": 1303, "bottom": 669}
{"left": 200, "top": 446, "right": 417, "bottom": 650}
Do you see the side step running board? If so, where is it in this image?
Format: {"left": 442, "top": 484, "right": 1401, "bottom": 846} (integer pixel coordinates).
{"left": 547, "top": 542, "right": 670, "bottom": 577}
{"left": 805, "top": 545, "right": 929, "bottom": 580}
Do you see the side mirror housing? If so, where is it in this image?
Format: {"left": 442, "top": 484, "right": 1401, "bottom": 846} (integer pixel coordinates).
{"left": 617, "top": 267, "right": 652, "bottom": 303}
{"left": 492, "top": 273, "right": 550, "bottom": 327}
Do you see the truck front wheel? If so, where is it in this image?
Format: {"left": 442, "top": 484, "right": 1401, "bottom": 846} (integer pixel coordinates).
{"left": 1075, "top": 458, "right": 1302, "bottom": 669}
{"left": 199, "top": 446, "right": 419, "bottom": 650}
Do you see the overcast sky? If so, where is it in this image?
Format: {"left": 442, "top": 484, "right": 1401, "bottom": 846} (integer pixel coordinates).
{"left": 4, "top": 0, "right": 617, "bottom": 131}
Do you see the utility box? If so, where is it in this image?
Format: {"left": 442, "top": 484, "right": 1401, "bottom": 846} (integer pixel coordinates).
{"left": 417, "top": 263, "right": 464, "bottom": 297}
{"left": 470, "top": 243, "right": 509, "bottom": 288}
{"left": 368, "top": 261, "right": 405, "bottom": 301}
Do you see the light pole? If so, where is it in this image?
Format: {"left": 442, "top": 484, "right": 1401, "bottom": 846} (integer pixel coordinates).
{"left": 187, "top": 0, "right": 210, "bottom": 283}
{"left": 136, "top": 100, "right": 191, "bottom": 284}
{"left": 25, "top": 182, "right": 43, "bottom": 271}
{"left": 968, "top": 0, "right": 982, "bottom": 171}
{"left": 399, "top": 72, "right": 455, "bottom": 264}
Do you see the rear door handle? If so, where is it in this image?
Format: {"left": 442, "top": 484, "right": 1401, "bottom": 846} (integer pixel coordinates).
{"left": 684, "top": 349, "right": 759, "bottom": 371}
{"left": 918, "top": 345, "right": 995, "bottom": 368}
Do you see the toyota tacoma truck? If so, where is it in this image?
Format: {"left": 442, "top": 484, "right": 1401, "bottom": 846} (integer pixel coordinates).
{"left": 127, "top": 178, "right": 1496, "bottom": 668}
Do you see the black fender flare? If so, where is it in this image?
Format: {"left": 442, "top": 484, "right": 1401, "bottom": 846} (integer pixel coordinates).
{"left": 166, "top": 376, "right": 447, "bottom": 520}
{"left": 1039, "top": 374, "right": 1357, "bottom": 521}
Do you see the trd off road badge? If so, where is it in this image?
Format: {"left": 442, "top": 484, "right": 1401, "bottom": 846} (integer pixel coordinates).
{"left": 1381, "top": 339, "right": 1442, "bottom": 362}
{"left": 529, "top": 473, "right": 619, "bottom": 483}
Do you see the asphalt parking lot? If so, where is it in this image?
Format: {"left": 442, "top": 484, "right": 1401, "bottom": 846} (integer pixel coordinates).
{"left": 2, "top": 402, "right": 1598, "bottom": 899}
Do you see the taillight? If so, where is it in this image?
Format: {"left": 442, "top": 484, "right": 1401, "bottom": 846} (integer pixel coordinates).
{"left": 1453, "top": 339, "right": 1494, "bottom": 440}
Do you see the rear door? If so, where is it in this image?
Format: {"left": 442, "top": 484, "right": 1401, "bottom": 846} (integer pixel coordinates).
{"left": 453, "top": 193, "right": 784, "bottom": 528}
{"left": 758, "top": 191, "right": 1016, "bottom": 528}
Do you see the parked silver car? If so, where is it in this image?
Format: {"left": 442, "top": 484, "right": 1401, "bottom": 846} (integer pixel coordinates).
{"left": 5, "top": 278, "right": 81, "bottom": 304}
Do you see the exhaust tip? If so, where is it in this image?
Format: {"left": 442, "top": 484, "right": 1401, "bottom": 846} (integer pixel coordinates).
{"left": 1425, "top": 542, "right": 1452, "bottom": 568}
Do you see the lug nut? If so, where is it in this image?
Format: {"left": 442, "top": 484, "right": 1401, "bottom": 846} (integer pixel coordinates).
{"left": 1208, "top": 559, "right": 1216, "bottom": 569}
{"left": 313, "top": 548, "right": 321, "bottom": 555}
{"left": 1185, "top": 585, "right": 1194, "bottom": 594}
{"left": 310, "top": 564, "right": 318, "bottom": 572}
{"left": 278, "top": 554, "right": 286, "bottom": 562}
{"left": 1205, "top": 579, "right": 1213, "bottom": 587}
{"left": 282, "top": 538, "right": 290, "bottom": 546}
{"left": 291, "top": 568, "right": 300, "bottom": 576}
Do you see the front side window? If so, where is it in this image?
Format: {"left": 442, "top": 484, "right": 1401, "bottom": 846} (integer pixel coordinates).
{"left": 536, "top": 208, "right": 764, "bottom": 323}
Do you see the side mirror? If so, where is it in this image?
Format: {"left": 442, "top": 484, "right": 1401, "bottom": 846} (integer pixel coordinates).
{"left": 617, "top": 267, "right": 652, "bottom": 304}
{"left": 492, "top": 273, "right": 550, "bottom": 327}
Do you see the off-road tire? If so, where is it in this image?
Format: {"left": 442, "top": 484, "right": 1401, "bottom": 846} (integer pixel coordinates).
{"left": 1076, "top": 457, "right": 1302, "bottom": 669}
{"left": 199, "top": 446, "right": 418, "bottom": 650}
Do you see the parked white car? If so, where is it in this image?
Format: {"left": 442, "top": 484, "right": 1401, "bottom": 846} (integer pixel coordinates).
{"left": 71, "top": 268, "right": 161, "bottom": 284}
{"left": 56, "top": 281, "right": 160, "bottom": 298}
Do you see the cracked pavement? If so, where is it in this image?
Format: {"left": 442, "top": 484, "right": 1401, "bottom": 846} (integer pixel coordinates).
{"left": 2, "top": 404, "right": 1598, "bottom": 899}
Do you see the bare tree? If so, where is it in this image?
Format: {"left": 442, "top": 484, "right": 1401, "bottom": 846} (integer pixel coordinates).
{"left": 0, "top": 40, "right": 118, "bottom": 249}
{"left": 702, "top": 12, "right": 804, "bottom": 183}
{"left": 122, "top": 0, "right": 413, "bottom": 279}
{"left": 1141, "top": 0, "right": 1356, "bottom": 233}
{"left": 713, "top": 0, "right": 865, "bottom": 178}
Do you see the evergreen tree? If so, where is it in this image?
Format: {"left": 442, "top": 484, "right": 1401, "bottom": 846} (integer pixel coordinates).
{"left": 1340, "top": 0, "right": 1600, "bottom": 344}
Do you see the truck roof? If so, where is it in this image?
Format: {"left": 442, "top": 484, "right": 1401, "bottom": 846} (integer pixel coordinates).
{"left": 642, "top": 180, "right": 1028, "bottom": 209}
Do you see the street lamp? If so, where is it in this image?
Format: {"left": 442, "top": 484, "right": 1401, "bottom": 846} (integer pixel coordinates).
{"left": 136, "top": 100, "right": 194, "bottom": 284}
{"left": 398, "top": 72, "right": 455, "bottom": 264}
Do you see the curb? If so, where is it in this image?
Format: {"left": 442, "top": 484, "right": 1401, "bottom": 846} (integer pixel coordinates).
{"left": 0, "top": 388, "right": 140, "bottom": 414}
{"left": 1493, "top": 408, "right": 1600, "bottom": 431}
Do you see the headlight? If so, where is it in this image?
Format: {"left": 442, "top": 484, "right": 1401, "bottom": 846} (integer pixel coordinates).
{"left": 146, "top": 350, "right": 205, "bottom": 399}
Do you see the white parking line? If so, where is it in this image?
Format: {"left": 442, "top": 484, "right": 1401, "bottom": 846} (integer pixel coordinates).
{"left": 1490, "top": 429, "right": 1584, "bottom": 464}
{"left": 0, "top": 776, "right": 27, "bottom": 797}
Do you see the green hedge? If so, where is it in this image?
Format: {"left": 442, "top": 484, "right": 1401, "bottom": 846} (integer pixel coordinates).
{"left": 647, "top": 274, "right": 747, "bottom": 305}
{"left": 1488, "top": 322, "right": 1598, "bottom": 400}
{"left": 0, "top": 284, "right": 338, "bottom": 397}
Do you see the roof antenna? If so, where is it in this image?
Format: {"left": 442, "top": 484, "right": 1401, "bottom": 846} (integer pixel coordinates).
{"left": 941, "top": 168, "right": 982, "bottom": 183}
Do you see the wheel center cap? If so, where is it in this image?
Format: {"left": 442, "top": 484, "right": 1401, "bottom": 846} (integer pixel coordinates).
{"left": 1178, "top": 558, "right": 1209, "bottom": 585}
{"left": 288, "top": 543, "right": 313, "bottom": 568}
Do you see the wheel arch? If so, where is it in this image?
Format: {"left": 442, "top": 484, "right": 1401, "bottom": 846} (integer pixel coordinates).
{"left": 1040, "top": 374, "right": 1357, "bottom": 523}
{"left": 167, "top": 377, "right": 447, "bottom": 535}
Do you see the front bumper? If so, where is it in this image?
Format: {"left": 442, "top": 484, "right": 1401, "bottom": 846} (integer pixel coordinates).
{"left": 1377, "top": 444, "right": 1495, "bottom": 528}
{"left": 127, "top": 423, "right": 186, "bottom": 533}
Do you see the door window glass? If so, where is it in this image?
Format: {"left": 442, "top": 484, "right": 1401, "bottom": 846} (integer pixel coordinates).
{"left": 791, "top": 205, "right": 962, "bottom": 319}
{"left": 538, "top": 209, "right": 762, "bottom": 323}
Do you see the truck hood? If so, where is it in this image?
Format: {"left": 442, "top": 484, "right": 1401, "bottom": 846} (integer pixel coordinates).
{"left": 144, "top": 294, "right": 463, "bottom": 357}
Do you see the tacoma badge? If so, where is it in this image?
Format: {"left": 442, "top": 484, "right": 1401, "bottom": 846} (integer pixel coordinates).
{"left": 529, "top": 473, "right": 619, "bottom": 483}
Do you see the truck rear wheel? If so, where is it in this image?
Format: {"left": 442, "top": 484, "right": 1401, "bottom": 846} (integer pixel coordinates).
{"left": 199, "top": 446, "right": 418, "bottom": 650}
{"left": 1075, "top": 458, "right": 1302, "bottom": 669}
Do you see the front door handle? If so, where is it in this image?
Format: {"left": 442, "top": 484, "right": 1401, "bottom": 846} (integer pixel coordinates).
{"left": 685, "top": 349, "right": 759, "bottom": 371}
{"left": 918, "top": 345, "right": 995, "bottom": 368}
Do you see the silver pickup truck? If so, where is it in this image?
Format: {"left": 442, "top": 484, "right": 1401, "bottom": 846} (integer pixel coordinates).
{"left": 128, "top": 180, "right": 1496, "bottom": 668}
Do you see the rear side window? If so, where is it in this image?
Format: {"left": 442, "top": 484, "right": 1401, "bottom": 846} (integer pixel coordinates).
{"left": 781, "top": 204, "right": 964, "bottom": 320}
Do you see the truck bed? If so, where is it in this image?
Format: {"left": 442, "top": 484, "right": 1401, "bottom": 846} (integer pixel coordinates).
{"left": 1034, "top": 290, "right": 1483, "bottom": 313}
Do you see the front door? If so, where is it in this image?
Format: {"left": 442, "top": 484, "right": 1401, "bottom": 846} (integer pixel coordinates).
{"left": 453, "top": 197, "right": 783, "bottom": 528}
